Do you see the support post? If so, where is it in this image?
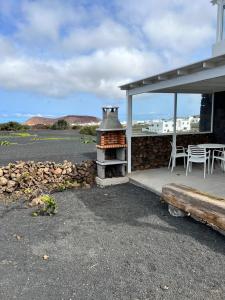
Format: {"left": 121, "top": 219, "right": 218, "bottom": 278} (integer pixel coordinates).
{"left": 172, "top": 93, "right": 178, "bottom": 172}
{"left": 126, "top": 92, "right": 132, "bottom": 173}
{"left": 217, "top": 1, "right": 224, "bottom": 41}
{"left": 211, "top": 93, "right": 215, "bottom": 133}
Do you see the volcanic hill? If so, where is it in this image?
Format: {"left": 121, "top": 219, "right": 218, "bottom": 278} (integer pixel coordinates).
{"left": 25, "top": 115, "right": 100, "bottom": 126}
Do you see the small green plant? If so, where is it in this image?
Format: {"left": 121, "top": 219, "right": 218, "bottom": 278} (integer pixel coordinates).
{"left": 81, "top": 136, "right": 96, "bottom": 144}
{"left": 21, "top": 172, "right": 30, "bottom": 179}
{"left": 0, "top": 140, "right": 17, "bottom": 146}
{"left": 32, "top": 194, "right": 57, "bottom": 216}
{"left": 24, "top": 188, "right": 33, "bottom": 195}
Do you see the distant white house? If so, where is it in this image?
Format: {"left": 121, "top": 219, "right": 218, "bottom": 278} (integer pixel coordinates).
{"left": 71, "top": 121, "right": 100, "bottom": 126}
{"left": 142, "top": 116, "right": 200, "bottom": 134}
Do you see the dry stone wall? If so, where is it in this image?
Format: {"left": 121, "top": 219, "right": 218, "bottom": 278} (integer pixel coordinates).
{"left": 131, "top": 133, "right": 213, "bottom": 171}
{"left": 0, "top": 160, "right": 96, "bottom": 201}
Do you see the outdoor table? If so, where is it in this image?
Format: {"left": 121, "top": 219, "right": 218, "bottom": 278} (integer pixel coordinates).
{"left": 197, "top": 143, "right": 225, "bottom": 150}
{"left": 197, "top": 143, "right": 225, "bottom": 172}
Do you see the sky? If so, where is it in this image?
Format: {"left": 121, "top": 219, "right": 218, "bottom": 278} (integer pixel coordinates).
{"left": 0, "top": 0, "right": 217, "bottom": 122}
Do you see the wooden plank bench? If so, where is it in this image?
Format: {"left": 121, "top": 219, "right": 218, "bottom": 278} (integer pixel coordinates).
{"left": 162, "top": 183, "right": 225, "bottom": 235}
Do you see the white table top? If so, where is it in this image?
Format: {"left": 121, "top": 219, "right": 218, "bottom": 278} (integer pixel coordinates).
{"left": 197, "top": 143, "right": 225, "bottom": 149}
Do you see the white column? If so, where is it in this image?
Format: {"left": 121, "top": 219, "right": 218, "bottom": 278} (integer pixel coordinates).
{"left": 126, "top": 92, "right": 132, "bottom": 173}
{"left": 217, "top": 0, "right": 224, "bottom": 41}
{"left": 171, "top": 93, "right": 178, "bottom": 172}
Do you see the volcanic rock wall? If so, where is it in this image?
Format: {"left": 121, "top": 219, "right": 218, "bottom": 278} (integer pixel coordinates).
{"left": 131, "top": 133, "right": 213, "bottom": 171}
{"left": 0, "top": 160, "right": 96, "bottom": 201}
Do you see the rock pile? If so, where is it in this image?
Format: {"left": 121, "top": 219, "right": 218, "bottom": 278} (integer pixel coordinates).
{"left": 0, "top": 160, "right": 96, "bottom": 201}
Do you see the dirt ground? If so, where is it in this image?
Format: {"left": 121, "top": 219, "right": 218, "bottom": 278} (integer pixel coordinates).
{"left": 0, "top": 183, "right": 225, "bottom": 300}
{"left": 0, "top": 129, "right": 96, "bottom": 165}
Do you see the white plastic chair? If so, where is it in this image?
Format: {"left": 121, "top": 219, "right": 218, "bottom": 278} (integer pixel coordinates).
{"left": 186, "top": 145, "right": 210, "bottom": 179}
{"left": 168, "top": 142, "right": 187, "bottom": 172}
{"left": 211, "top": 149, "right": 225, "bottom": 174}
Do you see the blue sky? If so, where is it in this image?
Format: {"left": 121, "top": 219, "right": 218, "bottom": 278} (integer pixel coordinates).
{"left": 0, "top": 0, "right": 217, "bottom": 122}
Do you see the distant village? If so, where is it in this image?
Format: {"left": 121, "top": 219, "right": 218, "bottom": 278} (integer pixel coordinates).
{"left": 133, "top": 115, "right": 200, "bottom": 134}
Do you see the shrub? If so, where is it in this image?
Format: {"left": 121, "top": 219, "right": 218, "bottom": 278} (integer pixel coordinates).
{"left": 72, "top": 125, "right": 82, "bottom": 130}
{"left": 79, "top": 125, "right": 98, "bottom": 136}
{"left": 51, "top": 119, "right": 69, "bottom": 130}
{"left": 0, "top": 121, "right": 30, "bottom": 131}
{"left": 32, "top": 124, "right": 51, "bottom": 130}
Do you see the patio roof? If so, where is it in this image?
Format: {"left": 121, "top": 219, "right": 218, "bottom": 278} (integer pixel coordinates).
{"left": 120, "top": 54, "right": 225, "bottom": 95}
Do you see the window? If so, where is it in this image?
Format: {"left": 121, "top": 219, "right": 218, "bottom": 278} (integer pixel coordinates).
{"left": 132, "top": 93, "right": 213, "bottom": 136}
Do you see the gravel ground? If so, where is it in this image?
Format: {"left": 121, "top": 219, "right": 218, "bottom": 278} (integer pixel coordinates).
{"left": 0, "top": 130, "right": 96, "bottom": 165}
{"left": 0, "top": 183, "right": 225, "bottom": 300}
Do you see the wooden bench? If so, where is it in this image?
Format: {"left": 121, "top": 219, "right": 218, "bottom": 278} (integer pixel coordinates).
{"left": 162, "top": 183, "right": 225, "bottom": 235}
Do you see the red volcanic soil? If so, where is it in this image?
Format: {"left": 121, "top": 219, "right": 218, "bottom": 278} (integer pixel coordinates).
{"left": 24, "top": 115, "right": 100, "bottom": 126}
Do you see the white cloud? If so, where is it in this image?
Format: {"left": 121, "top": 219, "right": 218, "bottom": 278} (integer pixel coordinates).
{"left": 0, "top": 113, "right": 55, "bottom": 119}
{"left": 17, "top": 0, "right": 84, "bottom": 44}
{"left": 0, "top": 0, "right": 217, "bottom": 99}
{"left": 0, "top": 36, "right": 15, "bottom": 58}
{"left": 0, "top": 47, "right": 163, "bottom": 99}
{"left": 143, "top": 15, "right": 214, "bottom": 54}
{"left": 116, "top": 0, "right": 216, "bottom": 57}
{"left": 62, "top": 20, "right": 136, "bottom": 52}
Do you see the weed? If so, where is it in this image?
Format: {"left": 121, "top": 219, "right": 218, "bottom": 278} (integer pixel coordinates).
{"left": 0, "top": 132, "right": 35, "bottom": 138}
{"left": 32, "top": 194, "right": 57, "bottom": 216}
{"left": 56, "top": 180, "right": 80, "bottom": 191}
{"left": 0, "top": 141, "right": 17, "bottom": 146}
{"left": 21, "top": 172, "right": 30, "bottom": 180}
{"left": 81, "top": 136, "right": 96, "bottom": 144}
{"left": 32, "top": 137, "right": 79, "bottom": 141}
{"left": 10, "top": 132, "right": 34, "bottom": 137}
{"left": 24, "top": 188, "right": 33, "bottom": 195}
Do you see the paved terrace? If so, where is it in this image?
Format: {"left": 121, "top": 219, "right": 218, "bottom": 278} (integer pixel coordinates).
{"left": 129, "top": 165, "right": 225, "bottom": 198}
{"left": 0, "top": 184, "right": 225, "bottom": 300}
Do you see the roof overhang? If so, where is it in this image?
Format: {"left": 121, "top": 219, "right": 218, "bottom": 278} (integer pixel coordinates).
{"left": 120, "top": 54, "right": 225, "bottom": 96}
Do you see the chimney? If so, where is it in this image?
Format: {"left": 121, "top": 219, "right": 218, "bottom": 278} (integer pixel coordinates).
{"left": 96, "top": 106, "right": 127, "bottom": 183}
{"left": 98, "top": 106, "right": 123, "bottom": 131}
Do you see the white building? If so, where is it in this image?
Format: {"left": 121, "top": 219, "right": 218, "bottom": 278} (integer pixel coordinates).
{"left": 142, "top": 117, "right": 196, "bottom": 134}
{"left": 189, "top": 115, "right": 200, "bottom": 124}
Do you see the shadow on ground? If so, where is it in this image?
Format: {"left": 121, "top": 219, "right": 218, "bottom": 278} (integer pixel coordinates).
{"left": 79, "top": 184, "right": 225, "bottom": 255}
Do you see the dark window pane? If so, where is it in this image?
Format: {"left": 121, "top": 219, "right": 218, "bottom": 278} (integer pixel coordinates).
{"left": 199, "top": 94, "right": 212, "bottom": 132}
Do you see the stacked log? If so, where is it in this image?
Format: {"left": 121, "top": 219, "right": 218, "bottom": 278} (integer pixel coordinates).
{"left": 0, "top": 160, "right": 96, "bottom": 201}
{"left": 162, "top": 183, "right": 225, "bottom": 235}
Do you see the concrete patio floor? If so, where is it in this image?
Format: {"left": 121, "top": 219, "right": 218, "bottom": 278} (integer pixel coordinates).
{"left": 129, "top": 165, "right": 225, "bottom": 198}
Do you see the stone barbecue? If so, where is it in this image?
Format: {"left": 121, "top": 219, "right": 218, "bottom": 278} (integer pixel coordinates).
{"left": 96, "top": 107, "right": 127, "bottom": 182}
